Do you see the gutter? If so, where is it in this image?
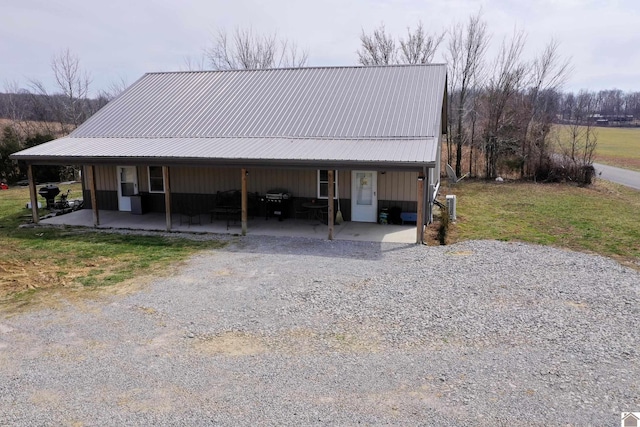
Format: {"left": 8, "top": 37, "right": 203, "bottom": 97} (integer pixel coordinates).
{"left": 11, "top": 155, "right": 437, "bottom": 172}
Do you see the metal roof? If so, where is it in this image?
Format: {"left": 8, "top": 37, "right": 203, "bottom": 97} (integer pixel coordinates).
{"left": 73, "top": 64, "right": 446, "bottom": 139}
{"left": 13, "top": 136, "right": 439, "bottom": 170}
{"left": 12, "top": 64, "right": 446, "bottom": 168}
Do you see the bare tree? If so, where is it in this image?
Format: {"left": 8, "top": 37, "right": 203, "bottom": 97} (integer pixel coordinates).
{"left": 51, "top": 49, "right": 91, "bottom": 129}
{"left": 520, "top": 39, "right": 571, "bottom": 177}
{"left": 182, "top": 54, "right": 207, "bottom": 71}
{"left": 98, "top": 77, "right": 129, "bottom": 101}
{"left": 357, "top": 24, "right": 396, "bottom": 65}
{"left": 467, "top": 87, "right": 483, "bottom": 176}
{"left": 205, "top": 27, "right": 308, "bottom": 70}
{"left": 482, "top": 29, "right": 527, "bottom": 179}
{"left": 29, "top": 48, "right": 92, "bottom": 135}
{"left": 358, "top": 22, "right": 444, "bottom": 66}
{"left": 398, "top": 22, "right": 445, "bottom": 64}
{"left": 446, "top": 12, "right": 489, "bottom": 177}
{"left": 94, "top": 76, "right": 130, "bottom": 112}
{"left": 556, "top": 91, "right": 598, "bottom": 183}
{"left": 2, "top": 80, "right": 31, "bottom": 136}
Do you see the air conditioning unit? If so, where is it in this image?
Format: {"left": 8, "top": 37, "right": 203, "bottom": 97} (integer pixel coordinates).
{"left": 446, "top": 195, "right": 457, "bottom": 221}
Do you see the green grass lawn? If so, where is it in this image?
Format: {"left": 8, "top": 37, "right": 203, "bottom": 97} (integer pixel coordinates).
{"left": 447, "top": 180, "right": 640, "bottom": 266}
{"left": 0, "top": 184, "right": 226, "bottom": 305}
{"left": 554, "top": 124, "right": 640, "bottom": 171}
{"left": 3, "top": 177, "right": 639, "bottom": 306}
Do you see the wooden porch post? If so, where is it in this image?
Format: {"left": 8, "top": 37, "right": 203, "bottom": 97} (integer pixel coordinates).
{"left": 416, "top": 174, "right": 425, "bottom": 244}
{"left": 163, "top": 166, "right": 172, "bottom": 231}
{"left": 425, "top": 169, "right": 432, "bottom": 225}
{"left": 241, "top": 168, "right": 248, "bottom": 236}
{"left": 27, "top": 164, "right": 39, "bottom": 224}
{"left": 86, "top": 165, "right": 100, "bottom": 226}
{"left": 327, "top": 169, "right": 334, "bottom": 240}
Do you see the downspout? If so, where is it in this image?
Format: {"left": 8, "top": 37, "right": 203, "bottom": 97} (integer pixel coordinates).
{"left": 423, "top": 166, "right": 431, "bottom": 226}
{"left": 417, "top": 173, "right": 425, "bottom": 244}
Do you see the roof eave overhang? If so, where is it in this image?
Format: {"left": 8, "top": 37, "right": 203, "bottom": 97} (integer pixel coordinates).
{"left": 11, "top": 155, "right": 436, "bottom": 171}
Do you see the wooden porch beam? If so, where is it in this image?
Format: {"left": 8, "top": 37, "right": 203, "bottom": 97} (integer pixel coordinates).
{"left": 86, "top": 165, "right": 100, "bottom": 226}
{"left": 327, "top": 169, "right": 334, "bottom": 240}
{"left": 163, "top": 166, "right": 172, "bottom": 231}
{"left": 27, "top": 164, "right": 39, "bottom": 224}
{"left": 416, "top": 174, "right": 425, "bottom": 244}
{"left": 241, "top": 168, "right": 248, "bottom": 236}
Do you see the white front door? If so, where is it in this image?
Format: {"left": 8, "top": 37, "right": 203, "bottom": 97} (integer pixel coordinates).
{"left": 351, "top": 171, "right": 377, "bottom": 222}
{"left": 117, "top": 166, "right": 138, "bottom": 211}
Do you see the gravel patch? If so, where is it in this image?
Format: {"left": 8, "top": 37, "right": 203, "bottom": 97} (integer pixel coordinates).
{"left": 1, "top": 236, "right": 639, "bottom": 426}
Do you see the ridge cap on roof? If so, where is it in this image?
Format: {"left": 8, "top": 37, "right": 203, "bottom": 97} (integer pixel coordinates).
{"left": 67, "top": 135, "right": 435, "bottom": 140}
{"left": 143, "top": 63, "right": 447, "bottom": 76}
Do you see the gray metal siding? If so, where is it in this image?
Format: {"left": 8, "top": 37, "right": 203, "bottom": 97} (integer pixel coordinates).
{"left": 95, "top": 165, "right": 116, "bottom": 191}
{"left": 170, "top": 167, "right": 238, "bottom": 193}
{"left": 82, "top": 189, "right": 118, "bottom": 210}
{"left": 91, "top": 164, "right": 418, "bottom": 204}
{"left": 378, "top": 171, "right": 419, "bottom": 202}
{"left": 169, "top": 167, "right": 320, "bottom": 199}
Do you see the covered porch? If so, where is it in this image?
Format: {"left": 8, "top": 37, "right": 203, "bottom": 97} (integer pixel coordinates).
{"left": 39, "top": 209, "right": 419, "bottom": 243}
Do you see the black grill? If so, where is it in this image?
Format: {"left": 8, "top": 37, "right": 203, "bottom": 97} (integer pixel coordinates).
{"left": 38, "top": 185, "right": 60, "bottom": 209}
{"left": 263, "top": 190, "right": 291, "bottom": 221}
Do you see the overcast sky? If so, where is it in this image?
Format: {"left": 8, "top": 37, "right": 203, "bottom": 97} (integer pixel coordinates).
{"left": 2, "top": 0, "right": 639, "bottom": 96}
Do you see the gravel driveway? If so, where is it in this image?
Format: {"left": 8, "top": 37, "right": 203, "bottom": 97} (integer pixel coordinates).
{"left": 1, "top": 236, "right": 639, "bottom": 426}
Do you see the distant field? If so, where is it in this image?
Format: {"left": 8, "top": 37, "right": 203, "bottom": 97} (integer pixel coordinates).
{"left": 554, "top": 124, "right": 640, "bottom": 171}
{"left": 0, "top": 118, "right": 66, "bottom": 138}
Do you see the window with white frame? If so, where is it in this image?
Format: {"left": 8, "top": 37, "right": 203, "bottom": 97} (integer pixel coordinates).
{"left": 148, "top": 166, "right": 165, "bottom": 193}
{"left": 317, "top": 170, "right": 338, "bottom": 199}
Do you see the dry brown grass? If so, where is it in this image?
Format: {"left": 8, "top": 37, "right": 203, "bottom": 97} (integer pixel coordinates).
{"left": 594, "top": 153, "right": 640, "bottom": 170}
{"left": 0, "top": 118, "right": 67, "bottom": 139}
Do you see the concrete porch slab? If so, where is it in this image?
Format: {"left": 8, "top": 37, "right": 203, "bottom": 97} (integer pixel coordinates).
{"left": 39, "top": 209, "right": 419, "bottom": 244}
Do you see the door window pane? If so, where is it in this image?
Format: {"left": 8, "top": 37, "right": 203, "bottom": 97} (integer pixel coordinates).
{"left": 356, "top": 172, "right": 372, "bottom": 205}
{"left": 120, "top": 167, "right": 136, "bottom": 196}
{"left": 121, "top": 182, "right": 135, "bottom": 196}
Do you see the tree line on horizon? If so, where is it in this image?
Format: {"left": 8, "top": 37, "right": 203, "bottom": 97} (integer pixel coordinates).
{"left": 0, "top": 16, "right": 633, "bottom": 184}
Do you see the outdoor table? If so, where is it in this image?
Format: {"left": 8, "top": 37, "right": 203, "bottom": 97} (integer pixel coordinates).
{"left": 302, "top": 202, "right": 328, "bottom": 223}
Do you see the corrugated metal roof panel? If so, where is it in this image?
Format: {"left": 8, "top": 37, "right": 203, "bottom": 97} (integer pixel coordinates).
{"left": 72, "top": 64, "right": 446, "bottom": 139}
{"left": 13, "top": 136, "right": 438, "bottom": 167}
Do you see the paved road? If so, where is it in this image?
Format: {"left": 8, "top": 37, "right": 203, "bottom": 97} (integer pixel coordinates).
{"left": 593, "top": 162, "right": 640, "bottom": 190}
